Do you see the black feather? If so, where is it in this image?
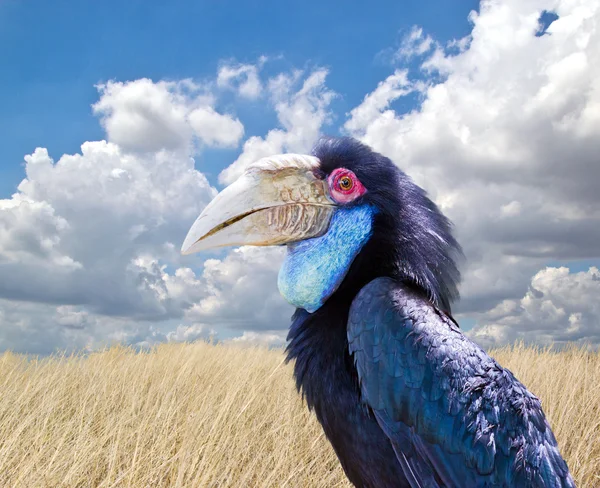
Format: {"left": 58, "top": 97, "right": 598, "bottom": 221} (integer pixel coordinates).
{"left": 285, "top": 137, "right": 574, "bottom": 487}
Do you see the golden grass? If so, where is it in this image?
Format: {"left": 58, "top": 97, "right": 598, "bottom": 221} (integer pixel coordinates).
{"left": 0, "top": 342, "right": 597, "bottom": 487}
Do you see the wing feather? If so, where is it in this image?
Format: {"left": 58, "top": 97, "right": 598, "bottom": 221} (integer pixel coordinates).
{"left": 347, "top": 277, "right": 575, "bottom": 488}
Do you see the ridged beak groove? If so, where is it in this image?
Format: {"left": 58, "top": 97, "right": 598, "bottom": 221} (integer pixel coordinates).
{"left": 181, "top": 154, "right": 335, "bottom": 255}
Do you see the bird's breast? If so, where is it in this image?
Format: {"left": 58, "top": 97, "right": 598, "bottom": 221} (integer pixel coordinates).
{"left": 286, "top": 307, "right": 408, "bottom": 488}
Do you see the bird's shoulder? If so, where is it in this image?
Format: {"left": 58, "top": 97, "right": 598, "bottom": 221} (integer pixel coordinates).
{"left": 348, "top": 276, "right": 503, "bottom": 401}
{"left": 347, "top": 277, "right": 573, "bottom": 486}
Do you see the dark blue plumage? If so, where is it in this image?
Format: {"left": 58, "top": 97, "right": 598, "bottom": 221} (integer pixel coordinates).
{"left": 348, "top": 278, "right": 574, "bottom": 487}
{"left": 285, "top": 137, "right": 574, "bottom": 487}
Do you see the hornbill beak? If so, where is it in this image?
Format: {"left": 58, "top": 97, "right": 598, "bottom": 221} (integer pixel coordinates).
{"left": 181, "top": 154, "right": 335, "bottom": 255}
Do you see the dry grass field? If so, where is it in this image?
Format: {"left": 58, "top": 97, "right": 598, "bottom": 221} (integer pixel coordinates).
{"left": 0, "top": 342, "right": 598, "bottom": 487}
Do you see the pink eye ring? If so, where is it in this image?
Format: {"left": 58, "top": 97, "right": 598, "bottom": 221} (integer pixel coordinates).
{"left": 328, "top": 168, "right": 367, "bottom": 204}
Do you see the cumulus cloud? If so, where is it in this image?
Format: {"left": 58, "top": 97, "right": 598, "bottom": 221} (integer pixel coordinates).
{"left": 219, "top": 68, "right": 336, "bottom": 184}
{"left": 185, "top": 246, "right": 292, "bottom": 330}
{"left": 0, "top": 299, "right": 89, "bottom": 355}
{"left": 0, "top": 71, "right": 297, "bottom": 353}
{"left": 225, "top": 330, "right": 287, "bottom": 348}
{"left": 395, "top": 26, "right": 435, "bottom": 60}
{"left": 344, "top": 70, "right": 417, "bottom": 135}
{"left": 2, "top": 0, "right": 599, "bottom": 353}
{"left": 469, "top": 267, "right": 600, "bottom": 347}
{"left": 0, "top": 194, "right": 81, "bottom": 271}
{"left": 0, "top": 277, "right": 219, "bottom": 355}
{"left": 188, "top": 106, "right": 245, "bottom": 147}
{"left": 0, "top": 76, "right": 238, "bottom": 352}
{"left": 0, "top": 298, "right": 205, "bottom": 355}
{"left": 0, "top": 140, "right": 215, "bottom": 318}
{"left": 217, "top": 58, "right": 266, "bottom": 99}
{"left": 124, "top": 322, "right": 216, "bottom": 350}
{"left": 165, "top": 324, "right": 215, "bottom": 343}
{"left": 345, "top": 0, "right": 600, "bottom": 327}
{"left": 93, "top": 79, "right": 244, "bottom": 152}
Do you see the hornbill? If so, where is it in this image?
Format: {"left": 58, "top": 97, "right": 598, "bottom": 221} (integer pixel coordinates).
{"left": 181, "top": 137, "right": 574, "bottom": 488}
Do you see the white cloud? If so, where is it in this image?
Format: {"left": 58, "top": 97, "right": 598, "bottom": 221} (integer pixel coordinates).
{"left": 93, "top": 79, "right": 244, "bottom": 153}
{"left": 0, "top": 299, "right": 87, "bottom": 354}
{"left": 165, "top": 324, "right": 215, "bottom": 343}
{"left": 2, "top": 0, "right": 600, "bottom": 353}
{"left": 188, "top": 106, "right": 244, "bottom": 147}
{"left": 217, "top": 58, "right": 266, "bottom": 99}
{"left": 344, "top": 70, "right": 415, "bottom": 135}
{"left": 395, "top": 26, "right": 435, "bottom": 60}
{"left": 185, "top": 246, "right": 292, "bottom": 330}
{"left": 469, "top": 267, "right": 600, "bottom": 347}
{"left": 0, "top": 140, "right": 216, "bottom": 318}
{"left": 0, "top": 293, "right": 218, "bottom": 355}
{"left": 219, "top": 68, "right": 336, "bottom": 184}
{"left": 226, "top": 330, "right": 287, "bottom": 348}
{"left": 0, "top": 70, "right": 302, "bottom": 353}
{"left": 345, "top": 0, "right": 600, "bottom": 325}
{"left": 0, "top": 194, "right": 81, "bottom": 271}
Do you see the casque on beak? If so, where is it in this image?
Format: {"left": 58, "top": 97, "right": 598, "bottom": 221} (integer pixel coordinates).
{"left": 181, "top": 154, "right": 336, "bottom": 255}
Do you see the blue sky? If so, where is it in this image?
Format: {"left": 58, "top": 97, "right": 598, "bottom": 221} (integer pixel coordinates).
{"left": 1, "top": 0, "right": 599, "bottom": 353}
{"left": 0, "top": 0, "right": 478, "bottom": 195}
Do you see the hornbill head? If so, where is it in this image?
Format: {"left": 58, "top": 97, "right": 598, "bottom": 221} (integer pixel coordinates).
{"left": 182, "top": 137, "right": 461, "bottom": 313}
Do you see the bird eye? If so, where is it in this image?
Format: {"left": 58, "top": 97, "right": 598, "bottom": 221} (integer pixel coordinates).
{"left": 327, "top": 168, "right": 367, "bottom": 204}
{"left": 339, "top": 176, "right": 354, "bottom": 191}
